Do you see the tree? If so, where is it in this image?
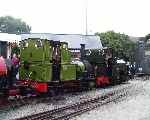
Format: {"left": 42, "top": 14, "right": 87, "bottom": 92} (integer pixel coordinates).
{"left": 95, "top": 31, "right": 136, "bottom": 62}
{"left": 145, "top": 33, "right": 150, "bottom": 43}
{"left": 0, "top": 16, "right": 31, "bottom": 34}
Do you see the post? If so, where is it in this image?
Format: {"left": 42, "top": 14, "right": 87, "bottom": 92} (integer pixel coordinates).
{"left": 85, "top": 0, "right": 88, "bottom": 35}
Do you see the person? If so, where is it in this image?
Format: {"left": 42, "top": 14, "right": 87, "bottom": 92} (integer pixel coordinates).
{"left": 107, "top": 58, "right": 112, "bottom": 78}
{"left": 5, "top": 56, "right": 12, "bottom": 87}
{"left": 11, "top": 54, "right": 19, "bottom": 86}
{"left": 52, "top": 59, "right": 60, "bottom": 81}
{"left": 11, "top": 54, "right": 19, "bottom": 68}
{"left": 0, "top": 56, "right": 7, "bottom": 76}
{"left": 130, "top": 64, "right": 135, "bottom": 79}
{"left": 0, "top": 56, "right": 7, "bottom": 88}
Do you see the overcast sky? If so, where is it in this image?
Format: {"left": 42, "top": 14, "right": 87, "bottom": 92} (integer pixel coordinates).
{"left": 0, "top": 0, "right": 150, "bottom": 36}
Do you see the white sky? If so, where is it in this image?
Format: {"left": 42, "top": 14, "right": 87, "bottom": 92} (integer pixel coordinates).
{"left": 0, "top": 0, "right": 150, "bottom": 37}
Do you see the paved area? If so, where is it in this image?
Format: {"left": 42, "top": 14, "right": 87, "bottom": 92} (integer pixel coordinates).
{"left": 73, "top": 80, "right": 150, "bottom": 120}
{"left": 0, "top": 79, "right": 147, "bottom": 120}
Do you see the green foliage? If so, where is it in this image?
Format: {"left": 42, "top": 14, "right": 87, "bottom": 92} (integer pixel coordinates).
{"left": 95, "top": 31, "right": 136, "bottom": 62}
{"left": 0, "top": 16, "right": 31, "bottom": 34}
{"left": 145, "top": 33, "right": 150, "bottom": 43}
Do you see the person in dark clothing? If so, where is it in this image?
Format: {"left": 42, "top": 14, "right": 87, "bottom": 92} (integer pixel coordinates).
{"left": 107, "top": 58, "right": 113, "bottom": 78}
{"left": 52, "top": 59, "right": 60, "bottom": 81}
{"left": 130, "top": 65, "right": 135, "bottom": 79}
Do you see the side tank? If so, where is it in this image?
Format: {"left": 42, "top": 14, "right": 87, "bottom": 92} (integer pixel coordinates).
{"left": 19, "top": 38, "right": 53, "bottom": 82}
{"left": 60, "top": 42, "right": 77, "bottom": 81}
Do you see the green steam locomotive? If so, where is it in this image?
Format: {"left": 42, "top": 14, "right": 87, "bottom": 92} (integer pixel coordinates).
{"left": 18, "top": 38, "right": 129, "bottom": 95}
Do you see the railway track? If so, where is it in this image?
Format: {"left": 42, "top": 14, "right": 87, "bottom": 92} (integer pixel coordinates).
{"left": 0, "top": 84, "right": 127, "bottom": 111}
{"left": 0, "top": 96, "right": 52, "bottom": 114}
{"left": 15, "top": 85, "right": 132, "bottom": 120}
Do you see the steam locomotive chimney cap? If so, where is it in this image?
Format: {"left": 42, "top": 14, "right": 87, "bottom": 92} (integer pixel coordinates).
{"left": 80, "top": 44, "right": 85, "bottom": 47}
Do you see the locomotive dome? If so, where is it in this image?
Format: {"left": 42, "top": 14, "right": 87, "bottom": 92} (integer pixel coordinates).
{"left": 21, "top": 33, "right": 103, "bottom": 49}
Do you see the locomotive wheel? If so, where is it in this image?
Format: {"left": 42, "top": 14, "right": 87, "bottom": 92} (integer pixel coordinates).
{"left": 48, "top": 89, "right": 55, "bottom": 96}
{"left": 111, "top": 78, "right": 118, "bottom": 85}
{"left": 48, "top": 87, "right": 64, "bottom": 97}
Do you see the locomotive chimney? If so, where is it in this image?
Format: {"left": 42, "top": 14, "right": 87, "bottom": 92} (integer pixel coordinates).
{"left": 80, "top": 44, "right": 86, "bottom": 60}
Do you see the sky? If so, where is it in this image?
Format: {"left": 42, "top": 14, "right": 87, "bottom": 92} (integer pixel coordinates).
{"left": 0, "top": 0, "right": 150, "bottom": 37}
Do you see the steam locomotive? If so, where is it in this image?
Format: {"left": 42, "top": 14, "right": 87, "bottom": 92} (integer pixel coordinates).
{"left": 0, "top": 38, "right": 129, "bottom": 97}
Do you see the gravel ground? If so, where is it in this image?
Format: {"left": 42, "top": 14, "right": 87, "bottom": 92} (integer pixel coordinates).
{"left": 72, "top": 79, "right": 150, "bottom": 120}
{"left": 0, "top": 78, "right": 144, "bottom": 120}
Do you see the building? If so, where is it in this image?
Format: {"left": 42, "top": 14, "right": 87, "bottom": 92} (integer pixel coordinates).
{"left": 0, "top": 33, "right": 21, "bottom": 58}
{"left": 21, "top": 33, "right": 103, "bottom": 49}
{"left": 0, "top": 33, "right": 20, "bottom": 44}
